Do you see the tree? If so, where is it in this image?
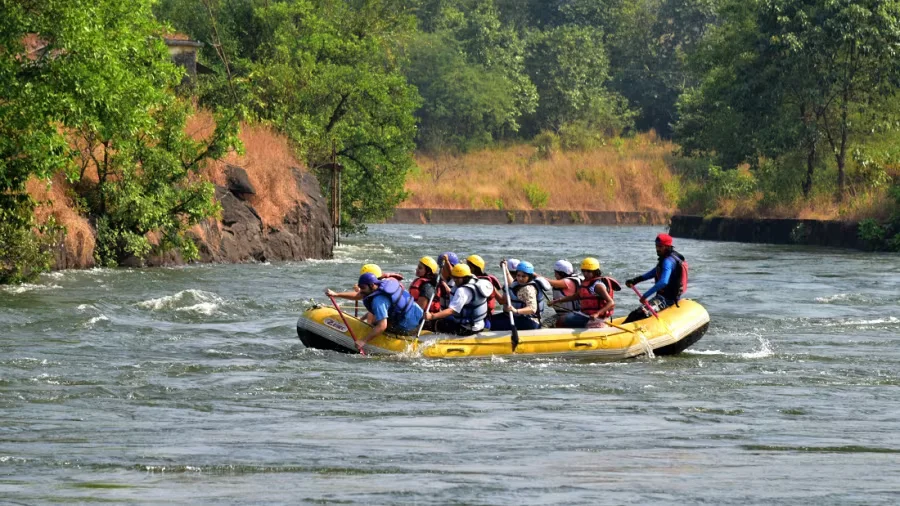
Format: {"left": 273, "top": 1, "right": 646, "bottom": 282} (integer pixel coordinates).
{"left": 409, "top": 0, "right": 537, "bottom": 145}
{"left": 676, "top": 0, "right": 900, "bottom": 199}
{"left": 524, "top": 24, "right": 632, "bottom": 134}
{"left": 605, "top": 0, "right": 719, "bottom": 136}
{"left": 1, "top": 0, "right": 239, "bottom": 274}
{"left": 158, "top": 0, "right": 421, "bottom": 230}
{"left": 405, "top": 32, "right": 519, "bottom": 151}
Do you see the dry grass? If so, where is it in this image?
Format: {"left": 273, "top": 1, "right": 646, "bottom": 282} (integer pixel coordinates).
{"left": 189, "top": 111, "right": 306, "bottom": 227}
{"left": 405, "top": 133, "right": 680, "bottom": 213}
{"left": 26, "top": 174, "right": 96, "bottom": 267}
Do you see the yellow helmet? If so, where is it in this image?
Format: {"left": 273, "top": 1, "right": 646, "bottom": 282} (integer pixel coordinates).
{"left": 466, "top": 254, "right": 485, "bottom": 271}
{"left": 450, "top": 263, "right": 472, "bottom": 278}
{"left": 580, "top": 257, "right": 601, "bottom": 271}
{"left": 360, "top": 263, "right": 382, "bottom": 278}
{"left": 419, "top": 256, "right": 438, "bottom": 274}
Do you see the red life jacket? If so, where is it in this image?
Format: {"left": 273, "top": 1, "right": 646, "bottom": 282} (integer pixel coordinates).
{"left": 576, "top": 276, "right": 620, "bottom": 319}
{"left": 654, "top": 250, "right": 688, "bottom": 302}
{"left": 408, "top": 276, "right": 441, "bottom": 313}
{"left": 478, "top": 274, "right": 501, "bottom": 312}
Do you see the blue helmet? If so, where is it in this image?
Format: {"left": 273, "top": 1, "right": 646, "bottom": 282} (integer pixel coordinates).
{"left": 358, "top": 273, "right": 379, "bottom": 286}
{"left": 439, "top": 252, "right": 459, "bottom": 267}
{"left": 516, "top": 261, "right": 535, "bottom": 275}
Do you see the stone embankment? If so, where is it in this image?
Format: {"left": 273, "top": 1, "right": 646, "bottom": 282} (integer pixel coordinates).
{"left": 50, "top": 164, "right": 333, "bottom": 269}
{"left": 146, "top": 165, "right": 333, "bottom": 266}
{"left": 669, "top": 215, "right": 864, "bottom": 249}
{"left": 387, "top": 208, "right": 669, "bottom": 226}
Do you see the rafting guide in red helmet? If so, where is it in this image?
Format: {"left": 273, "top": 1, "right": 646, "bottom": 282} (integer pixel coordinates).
{"left": 623, "top": 233, "right": 689, "bottom": 323}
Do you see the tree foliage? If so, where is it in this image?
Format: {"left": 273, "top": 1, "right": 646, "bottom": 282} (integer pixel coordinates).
{"left": 159, "top": 0, "right": 420, "bottom": 229}
{"left": 676, "top": 0, "right": 900, "bottom": 199}
{"left": 524, "top": 24, "right": 632, "bottom": 135}
{"left": 1, "top": 0, "right": 239, "bottom": 277}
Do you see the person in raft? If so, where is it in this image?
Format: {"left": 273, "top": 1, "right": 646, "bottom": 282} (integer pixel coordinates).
{"left": 623, "top": 233, "right": 689, "bottom": 323}
{"left": 491, "top": 260, "right": 544, "bottom": 331}
{"left": 407, "top": 256, "right": 441, "bottom": 313}
{"left": 465, "top": 254, "right": 504, "bottom": 329}
{"left": 360, "top": 263, "right": 405, "bottom": 286}
{"left": 324, "top": 264, "right": 407, "bottom": 321}
{"left": 539, "top": 260, "right": 583, "bottom": 314}
{"left": 325, "top": 273, "right": 423, "bottom": 345}
{"left": 435, "top": 252, "right": 459, "bottom": 310}
{"left": 424, "top": 263, "right": 493, "bottom": 336}
{"left": 551, "top": 257, "right": 619, "bottom": 328}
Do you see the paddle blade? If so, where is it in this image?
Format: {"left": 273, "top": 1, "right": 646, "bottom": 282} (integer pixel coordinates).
{"left": 511, "top": 327, "right": 519, "bottom": 352}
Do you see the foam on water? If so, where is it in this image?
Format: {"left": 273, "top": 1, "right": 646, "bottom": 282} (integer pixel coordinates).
{"left": 682, "top": 336, "right": 773, "bottom": 359}
{"left": 2, "top": 283, "right": 62, "bottom": 294}
{"left": 815, "top": 293, "right": 869, "bottom": 304}
{"left": 176, "top": 303, "right": 220, "bottom": 315}
{"left": 740, "top": 336, "right": 774, "bottom": 359}
{"left": 684, "top": 349, "right": 727, "bottom": 356}
{"left": 137, "top": 289, "right": 225, "bottom": 314}
{"left": 821, "top": 316, "right": 900, "bottom": 327}
{"left": 85, "top": 315, "right": 109, "bottom": 327}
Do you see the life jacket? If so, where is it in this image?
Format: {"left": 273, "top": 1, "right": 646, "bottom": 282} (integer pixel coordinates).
{"left": 362, "top": 278, "right": 416, "bottom": 324}
{"left": 408, "top": 276, "right": 441, "bottom": 313}
{"left": 577, "top": 276, "right": 620, "bottom": 319}
{"left": 510, "top": 280, "right": 548, "bottom": 321}
{"left": 451, "top": 278, "right": 492, "bottom": 327}
{"left": 478, "top": 274, "right": 501, "bottom": 312}
{"left": 552, "top": 274, "right": 583, "bottom": 311}
{"left": 438, "top": 279, "right": 454, "bottom": 309}
{"left": 379, "top": 272, "right": 405, "bottom": 289}
{"left": 655, "top": 250, "right": 688, "bottom": 303}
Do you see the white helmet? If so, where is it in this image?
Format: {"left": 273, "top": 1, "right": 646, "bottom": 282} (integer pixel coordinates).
{"left": 553, "top": 260, "right": 574, "bottom": 275}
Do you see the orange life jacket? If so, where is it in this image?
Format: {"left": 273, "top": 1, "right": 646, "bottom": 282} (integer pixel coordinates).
{"left": 576, "top": 276, "right": 620, "bottom": 319}
{"left": 408, "top": 276, "right": 441, "bottom": 313}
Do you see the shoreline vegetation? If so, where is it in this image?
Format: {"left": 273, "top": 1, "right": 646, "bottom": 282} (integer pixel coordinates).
{"left": 5, "top": 0, "right": 900, "bottom": 284}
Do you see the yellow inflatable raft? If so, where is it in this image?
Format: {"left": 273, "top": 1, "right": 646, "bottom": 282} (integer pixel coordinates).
{"left": 296, "top": 299, "right": 710, "bottom": 359}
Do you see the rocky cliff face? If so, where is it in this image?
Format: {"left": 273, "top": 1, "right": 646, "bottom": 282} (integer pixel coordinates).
{"left": 142, "top": 166, "right": 333, "bottom": 267}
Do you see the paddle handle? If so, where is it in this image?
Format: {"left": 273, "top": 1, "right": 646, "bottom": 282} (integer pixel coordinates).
{"left": 502, "top": 262, "right": 519, "bottom": 351}
{"left": 631, "top": 285, "right": 660, "bottom": 319}
{"left": 328, "top": 294, "right": 365, "bottom": 355}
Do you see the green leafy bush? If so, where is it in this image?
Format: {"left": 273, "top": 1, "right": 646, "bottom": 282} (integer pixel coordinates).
{"left": 0, "top": 211, "right": 56, "bottom": 285}
{"left": 533, "top": 130, "right": 560, "bottom": 159}
{"left": 523, "top": 183, "right": 550, "bottom": 209}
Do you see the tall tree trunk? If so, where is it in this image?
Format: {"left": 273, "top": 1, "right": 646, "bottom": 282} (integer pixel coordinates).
{"left": 803, "top": 138, "right": 816, "bottom": 198}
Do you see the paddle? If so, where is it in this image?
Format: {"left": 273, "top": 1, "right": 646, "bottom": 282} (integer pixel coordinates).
{"left": 414, "top": 276, "right": 438, "bottom": 338}
{"left": 328, "top": 294, "right": 365, "bottom": 355}
{"left": 502, "top": 262, "right": 520, "bottom": 352}
{"left": 631, "top": 285, "right": 660, "bottom": 319}
{"left": 550, "top": 304, "right": 636, "bottom": 334}
{"left": 630, "top": 285, "right": 676, "bottom": 339}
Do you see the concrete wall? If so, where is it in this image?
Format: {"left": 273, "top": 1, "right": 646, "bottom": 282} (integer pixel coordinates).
{"left": 669, "top": 215, "right": 864, "bottom": 249}
{"left": 386, "top": 208, "right": 670, "bottom": 226}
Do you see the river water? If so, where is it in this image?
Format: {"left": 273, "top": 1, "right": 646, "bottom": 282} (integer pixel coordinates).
{"left": 1, "top": 224, "right": 898, "bottom": 504}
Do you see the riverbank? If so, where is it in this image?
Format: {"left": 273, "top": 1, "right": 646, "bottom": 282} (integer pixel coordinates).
{"left": 669, "top": 215, "right": 865, "bottom": 249}
{"left": 404, "top": 133, "right": 679, "bottom": 214}
{"left": 30, "top": 118, "right": 333, "bottom": 270}
{"left": 386, "top": 208, "right": 669, "bottom": 225}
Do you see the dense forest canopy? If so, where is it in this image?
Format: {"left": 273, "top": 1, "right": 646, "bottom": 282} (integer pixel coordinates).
{"left": 2, "top": 0, "right": 899, "bottom": 283}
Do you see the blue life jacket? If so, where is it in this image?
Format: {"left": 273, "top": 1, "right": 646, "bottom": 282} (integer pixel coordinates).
{"left": 655, "top": 250, "right": 688, "bottom": 304}
{"left": 451, "top": 278, "right": 490, "bottom": 327}
{"left": 363, "top": 278, "right": 416, "bottom": 324}
{"left": 511, "top": 278, "right": 550, "bottom": 320}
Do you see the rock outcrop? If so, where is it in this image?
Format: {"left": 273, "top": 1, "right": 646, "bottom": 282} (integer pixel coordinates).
{"left": 147, "top": 167, "right": 333, "bottom": 266}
